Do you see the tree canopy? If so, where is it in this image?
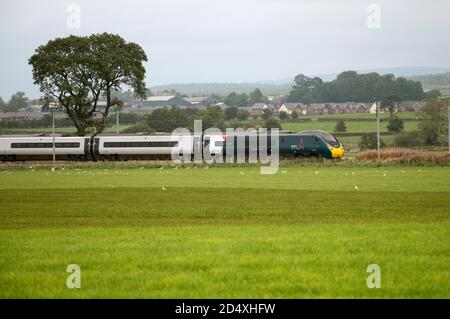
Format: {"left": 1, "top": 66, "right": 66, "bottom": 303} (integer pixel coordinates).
{"left": 224, "top": 92, "right": 249, "bottom": 107}
{"left": 0, "top": 92, "right": 29, "bottom": 112}
{"left": 29, "top": 33, "right": 147, "bottom": 136}
{"left": 287, "top": 71, "right": 424, "bottom": 103}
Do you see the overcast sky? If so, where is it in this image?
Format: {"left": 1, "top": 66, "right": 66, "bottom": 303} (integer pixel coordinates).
{"left": 0, "top": 0, "right": 449, "bottom": 99}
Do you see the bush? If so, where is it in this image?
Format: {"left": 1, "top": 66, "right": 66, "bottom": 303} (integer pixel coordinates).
{"left": 394, "top": 131, "right": 422, "bottom": 147}
{"left": 291, "top": 112, "right": 299, "bottom": 120}
{"left": 261, "top": 109, "right": 272, "bottom": 120}
{"left": 359, "top": 133, "right": 385, "bottom": 151}
{"left": 224, "top": 106, "right": 238, "bottom": 120}
{"left": 387, "top": 116, "right": 404, "bottom": 133}
{"left": 334, "top": 119, "right": 346, "bottom": 132}
{"left": 236, "top": 109, "right": 249, "bottom": 121}
{"left": 263, "top": 117, "right": 282, "bottom": 130}
{"left": 278, "top": 111, "right": 288, "bottom": 120}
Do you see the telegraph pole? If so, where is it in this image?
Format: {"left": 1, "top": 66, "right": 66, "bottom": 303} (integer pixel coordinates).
{"left": 448, "top": 104, "right": 450, "bottom": 153}
{"left": 52, "top": 106, "right": 56, "bottom": 166}
{"left": 376, "top": 101, "right": 380, "bottom": 160}
{"left": 116, "top": 108, "right": 120, "bottom": 134}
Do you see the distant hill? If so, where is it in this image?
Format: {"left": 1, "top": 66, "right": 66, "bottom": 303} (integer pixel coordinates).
{"left": 151, "top": 67, "right": 450, "bottom": 96}
{"left": 407, "top": 72, "right": 450, "bottom": 89}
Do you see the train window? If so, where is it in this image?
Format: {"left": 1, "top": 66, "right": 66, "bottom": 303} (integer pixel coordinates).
{"left": 11, "top": 142, "right": 80, "bottom": 148}
{"left": 103, "top": 141, "right": 178, "bottom": 148}
{"left": 313, "top": 136, "right": 319, "bottom": 144}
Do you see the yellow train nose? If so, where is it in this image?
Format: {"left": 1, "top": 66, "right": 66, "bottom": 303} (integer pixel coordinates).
{"left": 331, "top": 146, "right": 344, "bottom": 158}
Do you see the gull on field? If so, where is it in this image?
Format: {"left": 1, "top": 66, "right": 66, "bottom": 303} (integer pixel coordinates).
{"left": 162, "top": 186, "right": 167, "bottom": 191}
{"left": 354, "top": 185, "right": 359, "bottom": 190}
{"left": 315, "top": 170, "right": 319, "bottom": 175}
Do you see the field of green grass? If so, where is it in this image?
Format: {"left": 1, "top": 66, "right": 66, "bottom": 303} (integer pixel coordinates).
{"left": 0, "top": 166, "right": 449, "bottom": 298}
{"left": 282, "top": 121, "right": 418, "bottom": 134}
{"left": 297, "top": 112, "right": 419, "bottom": 120}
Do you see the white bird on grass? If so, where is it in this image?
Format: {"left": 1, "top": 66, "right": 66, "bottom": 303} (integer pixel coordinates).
{"left": 354, "top": 186, "right": 359, "bottom": 190}
{"left": 162, "top": 186, "right": 167, "bottom": 191}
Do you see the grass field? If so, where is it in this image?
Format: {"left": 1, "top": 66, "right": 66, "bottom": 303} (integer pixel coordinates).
{"left": 0, "top": 166, "right": 449, "bottom": 298}
{"left": 282, "top": 121, "right": 418, "bottom": 134}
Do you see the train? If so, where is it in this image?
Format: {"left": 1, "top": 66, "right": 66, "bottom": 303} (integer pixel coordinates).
{"left": 0, "top": 130, "right": 344, "bottom": 161}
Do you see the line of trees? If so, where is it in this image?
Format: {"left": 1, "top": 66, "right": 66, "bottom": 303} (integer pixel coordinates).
{"left": 224, "top": 88, "right": 269, "bottom": 107}
{"left": 0, "top": 92, "right": 29, "bottom": 112}
{"left": 287, "top": 71, "right": 425, "bottom": 103}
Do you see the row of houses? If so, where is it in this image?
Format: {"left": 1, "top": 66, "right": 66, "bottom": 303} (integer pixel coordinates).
{"left": 238, "top": 101, "right": 425, "bottom": 117}
{"left": 125, "top": 95, "right": 425, "bottom": 116}
{"left": 1, "top": 95, "right": 425, "bottom": 121}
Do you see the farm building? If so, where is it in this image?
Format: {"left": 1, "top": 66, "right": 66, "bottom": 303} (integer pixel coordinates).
{"left": 142, "top": 95, "right": 191, "bottom": 108}
{"left": 184, "top": 96, "right": 219, "bottom": 106}
{"left": 278, "top": 103, "right": 305, "bottom": 115}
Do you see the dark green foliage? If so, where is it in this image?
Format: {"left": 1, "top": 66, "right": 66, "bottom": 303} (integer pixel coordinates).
{"left": 248, "top": 88, "right": 268, "bottom": 105}
{"left": 1, "top": 92, "right": 28, "bottom": 112}
{"left": 261, "top": 108, "right": 272, "bottom": 120}
{"left": 145, "top": 105, "right": 224, "bottom": 132}
{"left": 224, "top": 106, "right": 238, "bottom": 120}
{"left": 224, "top": 92, "right": 249, "bottom": 107}
{"left": 382, "top": 95, "right": 401, "bottom": 115}
{"left": 394, "top": 131, "right": 423, "bottom": 147}
{"left": 278, "top": 111, "right": 288, "bottom": 120}
{"left": 196, "top": 105, "right": 225, "bottom": 130}
{"left": 236, "top": 109, "right": 249, "bottom": 121}
{"left": 387, "top": 116, "right": 404, "bottom": 133}
{"left": 145, "top": 106, "right": 190, "bottom": 132}
{"left": 334, "top": 119, "right": 347, "bottom": 132}
{"left": 359, "top": 133, "right": 385, "bottom": 150}
{"left": 418, "top": 99, "right": 449, "bottom": 145}
{"left": 263, "top": 117, "right": 282, "bottom": 130}
{"left": 291, "top": 112, "right": 299, "bottom": 120}
{"left": 29, "top": 33, "right": 148, "bottom": 136}
{"left": 287, "top": 71, "right": 424, "bottom": 103}
{"left": 424, "top": 89, "right": 442, "bottom": 100}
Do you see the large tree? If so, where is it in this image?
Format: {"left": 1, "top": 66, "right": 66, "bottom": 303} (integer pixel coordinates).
{"left": 418, "top": 98, "right": 449, "bottom": 145}
{"left": 6, "top": 92, "right": 28, "bottom": 111}
{"left": 248, "top": 88, "right": 268, "bottom": 105}
{"left": 29, "top": 33, "right": 147, "bottom": 136}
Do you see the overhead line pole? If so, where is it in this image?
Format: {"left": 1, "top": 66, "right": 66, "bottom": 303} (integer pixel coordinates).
{"left": 448, "top": 104, "right": 450, "bottom": 154}
{"left": 376, "top": 101, "right": 380, "bottom": 161}
{"left": 52, "top": 106, "right": 56, "bottom": 167}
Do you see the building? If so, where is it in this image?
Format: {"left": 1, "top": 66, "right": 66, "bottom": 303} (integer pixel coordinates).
{"left": 398, "top": 101, "right": 424, "bottom": 112}
{"left": 278, "top": 103, "right": 305, "bottom": 115}
{"left": 184, "top": 96, "right": 219, "bottom": 106}
{"left": 351, "top": 103, "right": 369, "bottom": 113}
{"left": 142, "top": 95, "right": 191, "bottom": 108}
{"left": 248, "top": 103, "right": 270, "bottom": 116}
